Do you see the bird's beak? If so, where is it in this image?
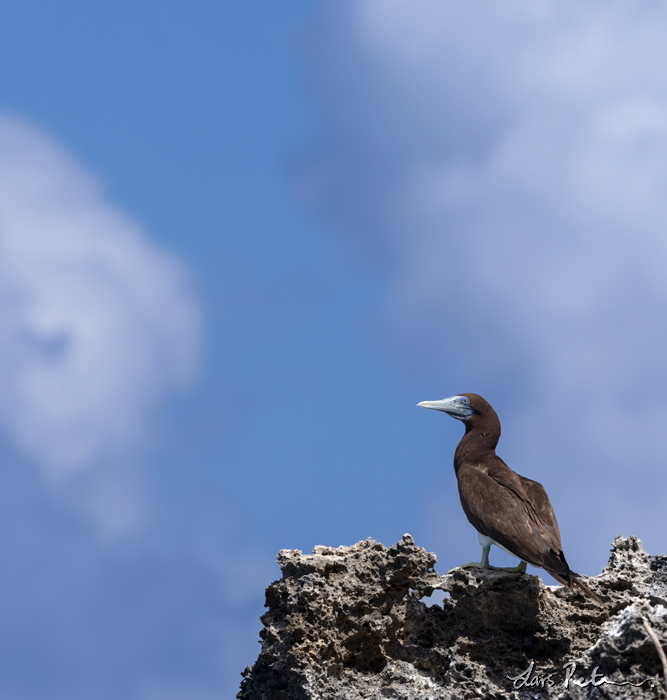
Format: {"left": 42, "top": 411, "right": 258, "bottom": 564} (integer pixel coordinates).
{"left": 417, "top": 396, "right": 474, "bottom": 420}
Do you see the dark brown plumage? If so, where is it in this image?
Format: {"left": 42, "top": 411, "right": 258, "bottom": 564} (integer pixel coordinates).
{"left": 418, "top": 392, "right": 604, "bottom": 606}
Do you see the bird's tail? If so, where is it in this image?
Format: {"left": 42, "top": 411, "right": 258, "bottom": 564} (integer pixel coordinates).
{"left": 550, "top": 571, "right": 607, "bottom": 607}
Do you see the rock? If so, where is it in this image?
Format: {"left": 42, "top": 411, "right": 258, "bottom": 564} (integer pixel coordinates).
{"left": 238, "top": 535, "right": 667, "bottom": 699}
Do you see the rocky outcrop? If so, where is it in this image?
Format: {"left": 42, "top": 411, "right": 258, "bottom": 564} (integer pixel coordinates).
{"left": 238, "top": 535, "right": 667, "bottom": 699}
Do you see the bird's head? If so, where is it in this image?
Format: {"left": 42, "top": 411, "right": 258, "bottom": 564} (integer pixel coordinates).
{"left": 417, "top": 394, "right": 475, "bottom": 420}
{"left": 417, "top": 394, "right": 475, "bottom": 421}
{"left": 417, "top": 393, "right": 498, "bottom": 429}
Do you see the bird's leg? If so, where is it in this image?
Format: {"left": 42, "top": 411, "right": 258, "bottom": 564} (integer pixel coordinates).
{"left": 447, "top": 544, "right": 492, "bottom": 573}
{"left": 507, "top": 560, "right": 528, "bottom": 573}
{"left": 447, "top": 545, "right": 528, "bottom": 574}
{"left": 480, "top": 544, "right": 490, "bottom": 568}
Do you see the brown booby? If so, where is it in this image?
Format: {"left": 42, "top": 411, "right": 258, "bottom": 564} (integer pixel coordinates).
{"left": 418, "top": 393, "right": 604, "bottom": 605}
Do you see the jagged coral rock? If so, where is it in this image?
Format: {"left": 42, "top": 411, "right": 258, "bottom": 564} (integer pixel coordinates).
{"left": 238, "top": 535, "right": 667, "bottom": 699}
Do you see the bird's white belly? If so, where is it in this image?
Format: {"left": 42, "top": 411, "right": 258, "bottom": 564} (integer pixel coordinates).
{"left": 477, "top": 532, "right": 524, "bottom": 561}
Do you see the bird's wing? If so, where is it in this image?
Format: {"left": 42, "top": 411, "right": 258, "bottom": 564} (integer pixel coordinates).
{"left": 515, "top": 473, "right": 562, "bottom": 544}
{"left": 457, "top": 463, "right": 570, "bottom": 576}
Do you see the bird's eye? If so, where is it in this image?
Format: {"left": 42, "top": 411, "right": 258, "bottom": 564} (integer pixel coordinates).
{"left": 462, "top": 397, "right": 469, "bottom": 405}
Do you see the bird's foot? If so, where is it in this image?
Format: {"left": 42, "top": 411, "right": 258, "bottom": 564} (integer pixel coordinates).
{"left": 447, "top": 561, "right": 488, "bottom": 573}
{"left": 488, "top": 561, "right": 527, "bottom": 574}
{"left": 447, "top": 560, "right": 527, "bottom": 574}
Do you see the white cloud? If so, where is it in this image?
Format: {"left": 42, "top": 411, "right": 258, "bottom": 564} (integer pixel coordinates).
{"left": 309, "top": 0, "right": 667, "bottom": 564}
{"left": 0, "top": 113, "right": 200, "bottom": 537}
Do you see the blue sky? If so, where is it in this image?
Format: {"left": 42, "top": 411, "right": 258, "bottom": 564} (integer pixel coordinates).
{"left": 1, "top": 1, "right": 667, "bottom": 698}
